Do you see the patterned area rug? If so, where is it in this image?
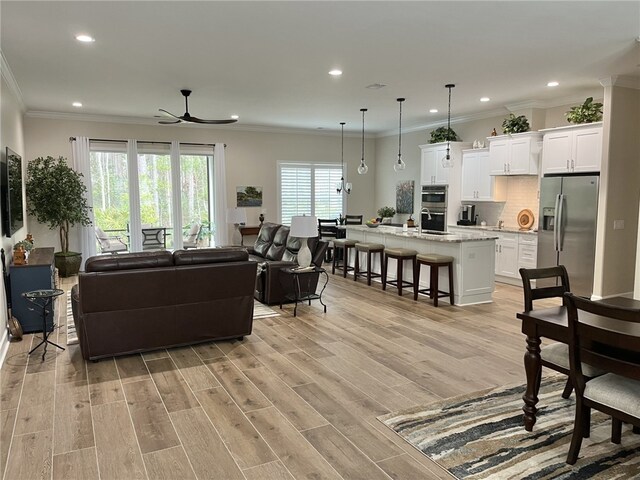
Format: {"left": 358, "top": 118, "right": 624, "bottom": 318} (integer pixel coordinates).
{"left": 66, "top": 290, "right": 78, "bottom": 345}
{"left": 253, "top": 300, "right": 280, "bottom": 319}
{"left": 379, "top": 377, "right": 640, "bottom": 479}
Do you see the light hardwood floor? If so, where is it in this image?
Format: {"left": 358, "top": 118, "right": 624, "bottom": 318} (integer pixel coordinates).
{"left": 0, "top": 273, "right": 551, "bottom": 480}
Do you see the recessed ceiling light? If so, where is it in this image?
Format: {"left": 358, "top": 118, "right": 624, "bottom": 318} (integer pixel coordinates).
{"left": 328, "top": 69, "right": 342, "bottom": 76}
{"left": 230, "top": 115, "right": 239, "bottom": 120}
{"left": 72, "top": 102, "right": 83, "bottom": 107}
{"left": 547, "top": 81, "right": 559, "bottom": 87}
{"left": 429, "top": 109, "right": 438, "bottom": 113}
{"left": 480, "top": 97, "right": 490, "bottom": 102}
{"left": 366, "top": 83, "right": 387, "bottom": 90}
{"left": 75, "top": 34, "right": 95, "bottom": 43}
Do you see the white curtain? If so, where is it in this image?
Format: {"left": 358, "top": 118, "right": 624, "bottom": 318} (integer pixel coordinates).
{"left": 213, "top": 143, "right": 228, "bottom": 246}
{"left": 71, "top": 136, "right": 96, "bottom": 268}
{"left": 127, "top": 140, "right": 143, "bottom": 252}
{"left": 170, "top": 141, "right": 183, "bottom": 249}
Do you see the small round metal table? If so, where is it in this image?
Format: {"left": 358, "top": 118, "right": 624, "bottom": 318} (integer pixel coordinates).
{"left": 23, "top": 288, "right": 65, "bottom": 360}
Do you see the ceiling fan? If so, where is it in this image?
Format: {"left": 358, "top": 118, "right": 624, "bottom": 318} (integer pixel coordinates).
{"left": 158, "top": 89, "right": 237, "bottom": 125}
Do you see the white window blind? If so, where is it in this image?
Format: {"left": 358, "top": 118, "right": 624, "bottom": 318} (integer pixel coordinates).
{"left": 279, "top": 163, "right": 343, "bottom": 225}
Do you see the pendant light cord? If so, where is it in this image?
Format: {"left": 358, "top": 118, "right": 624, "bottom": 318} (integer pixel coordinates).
{"left": 361, "top": 109, "right": 366, "bottom": 163}
{"left": 397, "top": 98, "right": 404, "bottom": 162}
{"left": 341, "top": 122, "right": 345, "bottom": 176}
{"left": 445, "top": 84, "right": 454, "bottom": 157}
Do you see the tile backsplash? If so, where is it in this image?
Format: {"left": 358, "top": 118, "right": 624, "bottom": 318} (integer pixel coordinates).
{"left": 471, "top": 176, "right": 539, "bottom": 229}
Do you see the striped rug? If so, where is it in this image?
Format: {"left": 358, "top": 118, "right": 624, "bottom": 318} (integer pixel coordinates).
{"left": 379, "top": 376, "right": 640, "bottom": 479}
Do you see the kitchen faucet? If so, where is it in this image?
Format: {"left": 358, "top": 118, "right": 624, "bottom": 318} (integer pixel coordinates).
{"left": 422, "top": 207, "right": 432, "bottom": 220}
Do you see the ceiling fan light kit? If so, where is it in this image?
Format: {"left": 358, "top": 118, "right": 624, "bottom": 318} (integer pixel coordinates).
{"left": 158, "top": 89, "right": 238, "bottom": 125}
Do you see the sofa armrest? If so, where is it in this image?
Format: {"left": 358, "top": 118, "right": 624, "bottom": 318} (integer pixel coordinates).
{"left": 312, "top": 241, "right": 329, "bottom": 267}
{"left": 71, "top": 284, "right": 90, "bottom": 359}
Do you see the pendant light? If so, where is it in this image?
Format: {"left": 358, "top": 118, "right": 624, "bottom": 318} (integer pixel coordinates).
{"left": 336, "top": 122, "right": 352, "bottom": 194}
{"left": 394, "top": 98, "right": 406, "bottom": 172}
{"left": 357, "top": 108, "right": 369, "bottom": 175}
{"left": 441, "top": 84, "right": 455, "bottom": 168}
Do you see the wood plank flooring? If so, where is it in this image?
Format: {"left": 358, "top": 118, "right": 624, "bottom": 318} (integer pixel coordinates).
{"left": 0, "top": 273, "right": 556, "bottom": 480}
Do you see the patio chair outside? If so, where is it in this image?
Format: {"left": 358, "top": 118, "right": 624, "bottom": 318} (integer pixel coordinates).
{"left": 183, "top": 223, "right": 202, "bottom": 249}
{"left": 95, "top": 227, "right": 128, "bottom": 254}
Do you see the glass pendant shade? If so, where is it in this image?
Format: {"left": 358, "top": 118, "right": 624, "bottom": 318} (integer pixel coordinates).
{"left": 394, "top": 98, "right": 405, "bottom": 172}
{"left": 358, "top": 108, "right": 368, "bottom": 175}
{"left": 441, "top": 84, "right": 455, "bottom": 168}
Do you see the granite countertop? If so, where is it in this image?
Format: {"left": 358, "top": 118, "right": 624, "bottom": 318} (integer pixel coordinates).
{"left": 450, "top": 225, "right": 538, "bottom": 235}
{"left": 345, "top": 225, "right": 497, "bottom": 243}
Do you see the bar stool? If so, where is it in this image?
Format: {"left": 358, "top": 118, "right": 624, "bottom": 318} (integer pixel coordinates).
{"left": 382, "top": 248, "right": 417, "bottom": 296}
{"left": 414, "top": 253, "right": 455, "bottom": 307}
{"left": 332, "top": 239, "right": 358, "bottom": 277}
{"left": 353, "top": 242, "right": 384, "bottom": 286}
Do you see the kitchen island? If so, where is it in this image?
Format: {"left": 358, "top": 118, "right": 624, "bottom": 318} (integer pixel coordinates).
{"left": 344, "top": 226, "right": 497, "bottom": 305}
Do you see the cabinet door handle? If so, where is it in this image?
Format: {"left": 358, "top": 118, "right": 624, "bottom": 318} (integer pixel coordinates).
{"left": 566, "top": 159, "right": 569, "bottom": 170}
{"left": 495, "top": 244, "right": 498, "bottom": 253}
{"left": 571, "top": 159, "right": 574, "bottom": 170}
{"left": 499, "top": 245, "right": 502, "bottom": 253}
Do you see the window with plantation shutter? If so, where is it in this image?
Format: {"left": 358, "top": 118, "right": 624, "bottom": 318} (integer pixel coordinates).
{"left": 279, "top": 163, "right": 343, "bottom": 226}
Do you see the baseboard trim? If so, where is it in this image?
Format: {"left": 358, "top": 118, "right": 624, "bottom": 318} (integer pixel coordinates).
{"left": 591, "top": 291, "right": 635, "bottom": 301}
{"left": 0, "top": 328, "right": 9, "bottom": 368}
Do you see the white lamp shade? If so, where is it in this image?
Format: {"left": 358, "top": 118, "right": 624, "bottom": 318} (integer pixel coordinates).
{"left": 290, "top": 215, "right": 318, "bottom": 238}
{"left": 226, "top": 207, "right": 247, "bottom": 224}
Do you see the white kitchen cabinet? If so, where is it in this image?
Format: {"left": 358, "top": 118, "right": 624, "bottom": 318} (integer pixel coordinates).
{"left": 541, "top": 123, "right": 602, "bottom": 174}
{"left": 495, "top": 232, "right": 519, "bottom": 278}
{"left": 420, "top": 142, "right": 468, "bottom": 185}
{"left": 518, "top": 234, "right": 538, "bottom": 270}
{"left": 461, "top": 149, "right": 506, "bottom": 201}
{"left": 487, "top": 132, "right": 543, "bottom": 176}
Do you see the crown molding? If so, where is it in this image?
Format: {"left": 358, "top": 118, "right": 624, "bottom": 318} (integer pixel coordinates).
{"left": 600, "top": 75, "right": 640, "bottom": 89}
{"left": 0, "top": 50, "right": 26, "bottom": 112}
{"left": 25, "top": 110, "right": 371, "bottom": 138}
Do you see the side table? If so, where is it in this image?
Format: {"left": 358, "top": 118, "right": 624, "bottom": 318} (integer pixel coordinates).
{"left": 279, "top": 266, "right": 328, "bottom": 317}
{"left": 23, "top": 288, "right": 65, "bottom": 360}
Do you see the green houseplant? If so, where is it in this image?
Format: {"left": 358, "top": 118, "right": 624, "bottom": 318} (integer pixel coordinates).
{"left": 26, "top": 156, "right": 92, "bottom": 277}
{"left": 565, "top": 97, "right": 603, "bottom": 124}
{"left": 377, "top": 206, "right": 396, "bottom": 223}
{"left": 502, "top": 114, "right": 530, "bottom": 134}
{"left": 429, "top": 127, "right": 459, "bottom": 144}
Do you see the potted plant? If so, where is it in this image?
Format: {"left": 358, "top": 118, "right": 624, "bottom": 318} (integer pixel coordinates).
{"left": 565, "top": 97, "right": 603, "bottom": 124}
{"left": 26, "top": 156, "right": 92, "bottom": 277}
{"left": 377, "top": 206, "right": 396, "bottom": 223}
{"left": 429, "top": 127, "right": 459, "bottom": 144}
{"left": 502, "top": 114, "right": 530, "bottom": 134}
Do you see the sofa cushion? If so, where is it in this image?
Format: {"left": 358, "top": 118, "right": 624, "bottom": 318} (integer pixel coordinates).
{"left": 174, "top": 248, "right": 248, "bottom": 265}
{"left": 266, "top": 226, "right": 290, "bottom": 260}
{"left": 254, "top": 223, "right": 281, "bottom": 257}
{"left": 85, "top": 251, "right": 174, "bottom": 272}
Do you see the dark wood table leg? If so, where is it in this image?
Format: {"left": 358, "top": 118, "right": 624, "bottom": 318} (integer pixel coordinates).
{"left": 523, "top": 334, "right": 542, "bottom": 431}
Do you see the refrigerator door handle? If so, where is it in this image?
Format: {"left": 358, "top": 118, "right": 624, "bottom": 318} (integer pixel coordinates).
{"left": 553, "top": 193, "right": 560, "bottom": 252}
{"left": 557, "top": 193, "right": 565, "bottom": 251}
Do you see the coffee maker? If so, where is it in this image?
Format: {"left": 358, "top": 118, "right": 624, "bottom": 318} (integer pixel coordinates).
{"left": 457, "top": 204, "right": 477, "bottom": 225}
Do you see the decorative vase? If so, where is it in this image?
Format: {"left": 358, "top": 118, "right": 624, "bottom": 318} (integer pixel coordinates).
{"left": 54, "top": 252, "right": 82, "bottom": 277}
{"left": 13, "top": 246, "right": 26, "bottom": 265}
{"left": 382, "top": 218, "right": 392, "bottom": 224}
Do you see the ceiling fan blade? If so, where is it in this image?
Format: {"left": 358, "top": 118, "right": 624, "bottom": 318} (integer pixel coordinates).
{"left": 158, "top": 108, "right": 182, "bottom": 120}
{"left": 158, "top": 119, "right": 182, "bottom": 124}
{"left": 188, "top": 117, "right": 238, "bottom": 124}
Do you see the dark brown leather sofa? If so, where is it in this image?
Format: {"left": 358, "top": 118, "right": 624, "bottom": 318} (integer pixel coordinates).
{"left": 247, "top": 222, "right": 328, "bottom": 305}
{"left": 71, "top": 248, "right": 257, "bottom": 360}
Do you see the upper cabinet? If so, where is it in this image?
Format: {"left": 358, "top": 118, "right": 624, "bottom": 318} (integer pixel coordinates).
{"left": 487, "top": 132, "right": 543, "bottom": 176}
{"left": 461, "top": 148, "right": 506, "bottom": 201}
{"left": 540, "top": 122, "right": 602, "bottom": 175}
{"left": 419, "top": 142, "right": 469, "bottom": 185}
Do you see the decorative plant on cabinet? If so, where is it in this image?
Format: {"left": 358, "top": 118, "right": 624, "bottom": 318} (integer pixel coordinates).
{"left": 565, "top": 97, "right": 603, "bottom": 124}
{"left": 502, "top": 114, "right": 530, "bottom": 134}
{"left": 26, "top": 156, "right": 92, "bottom": 276}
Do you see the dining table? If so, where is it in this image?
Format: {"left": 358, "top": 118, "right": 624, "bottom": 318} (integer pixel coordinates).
{"left": 517, "top": 296, "right": 640, "bottom": 431}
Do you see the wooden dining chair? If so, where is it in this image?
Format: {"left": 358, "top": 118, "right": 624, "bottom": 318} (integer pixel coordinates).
{"left": 519, "top": 265, "right": 596, "bottom": 399}
{"left": 317, "top": 218, "right": 338, "bottom": 262}
{"left": 344, "top": 214, "right": 363, "bottom": 225}
{"left": 564, "top": 292, "right": 640, "bottom": 464}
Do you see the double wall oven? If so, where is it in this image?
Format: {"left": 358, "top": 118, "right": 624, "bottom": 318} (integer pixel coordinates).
{"left": 421, "top": 185, "right": 447, "bottom": 233}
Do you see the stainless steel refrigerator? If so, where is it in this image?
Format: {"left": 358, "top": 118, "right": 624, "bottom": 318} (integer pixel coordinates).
{"left": 537, "top": 175, "right": 599, "bottom": 297}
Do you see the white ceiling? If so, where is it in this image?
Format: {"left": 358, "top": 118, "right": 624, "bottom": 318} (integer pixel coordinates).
{"left": 1, "top": 1, "right": 639, "bottom": 135}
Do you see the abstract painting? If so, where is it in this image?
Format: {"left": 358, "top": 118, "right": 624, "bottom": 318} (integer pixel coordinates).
{"left": 396, "top": 180, "right": 414, "bottom": 214}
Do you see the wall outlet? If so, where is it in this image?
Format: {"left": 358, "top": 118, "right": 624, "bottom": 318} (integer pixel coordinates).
{"left": 613, "top": 219, "right": 625, "bottom": 230}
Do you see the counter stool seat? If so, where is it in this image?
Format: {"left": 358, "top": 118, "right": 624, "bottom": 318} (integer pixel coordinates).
{"left": 383, "top": 248, "right": 417, "bottom": 296}
{"left": 332, "top": 239, "right": 358, "bottom": 277}
{"left": 414, "top": 253, "right": 454, "bottom": 307}
{"left": 354, "top": 243, "right": 385, "bottom": 286}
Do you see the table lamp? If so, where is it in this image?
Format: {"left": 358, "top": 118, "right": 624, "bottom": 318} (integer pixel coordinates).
{"left": 227, "top": 207, "right": 247, "bottom": 245}
{"left": 290, "top": 215, "right": 318, "bottom": 268}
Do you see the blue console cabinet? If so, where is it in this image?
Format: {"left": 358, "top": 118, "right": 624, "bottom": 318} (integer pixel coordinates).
{"left": 10, "top": 247, "right": 55, "bottom": 333}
